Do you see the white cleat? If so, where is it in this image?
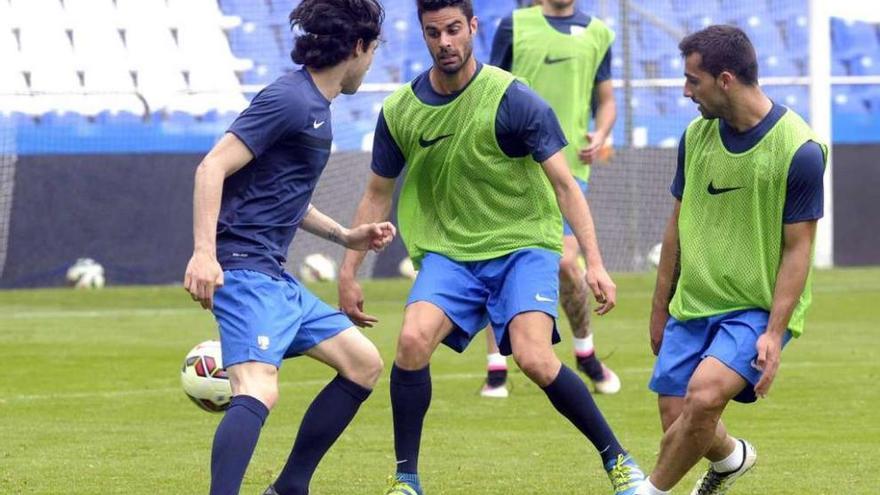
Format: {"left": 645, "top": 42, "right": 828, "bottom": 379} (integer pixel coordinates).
{"left": 480, "top": 383, "right": 509, "bottom": 398}
{"left": 592, "top": 364, "right": 622, "bottom": 395}
{"left": 690, "top": 439, "right": 757, "bottom": 495}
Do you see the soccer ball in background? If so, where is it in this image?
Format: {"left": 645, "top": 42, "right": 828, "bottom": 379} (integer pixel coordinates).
{"left": 298, "top": 253, "right": 337, "bottom": 282}
{"left": 65, "top": 258, "right": 106, "bottom": 289}
{"left": 398, "top": 257, "right": 418, "bottom": 280}
{"left": 180, "top": 340, "right": 232, "bottom": 413}
{"left": 647, "top": 243, "right": 663, "bottom": 268}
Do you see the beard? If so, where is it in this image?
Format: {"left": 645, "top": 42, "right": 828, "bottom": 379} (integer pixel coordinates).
{"left": 433, "top": 44, "right": 473, "bottom": 75}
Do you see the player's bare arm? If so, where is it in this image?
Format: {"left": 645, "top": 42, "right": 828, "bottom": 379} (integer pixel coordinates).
{"left": 300, "top": 203, "right": 396, "bottom": 252}
{"left": 184, "top": 132, "right": 254, "bottom": 310}
{"left": 579, "top": 79, "right": 616, "bottom": 164}
{"left": 541, "top": 150, "right": 616, "bottom": 314}
{"left": 648, "top": 200, "right": 681, "bottom": 355}
{"left": 338, "top": 172, "right": 396, "bottom": 327}
{"left": 755, "top": 219, "right": 817, "bottom": 398}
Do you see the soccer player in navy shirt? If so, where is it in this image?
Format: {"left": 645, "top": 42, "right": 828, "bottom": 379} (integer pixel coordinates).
{"left": 484, "top": 0, "right": 621, "bottom": 397}
{"left": 182, "top": 2, "right": 393, "bottom": 494}
{"left": 338, "top": 1, "right": 643, "bottom": 494}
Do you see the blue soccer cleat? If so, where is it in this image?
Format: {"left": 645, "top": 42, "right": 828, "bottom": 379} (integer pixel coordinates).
{"left": 605, "top": 453, "right": 645, "bottom": 495}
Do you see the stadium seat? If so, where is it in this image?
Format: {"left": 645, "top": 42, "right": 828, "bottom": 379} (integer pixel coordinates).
{"left": 781, "top": 14, "right": 809, "bottom": 57}
{"left": 64, "top": 0, "right": 118, "bottom": 29}
{"left": 116, "top": 0, "right": 172, "bottom": 28}
{"left": 178, "top": 24, "right": 253, "bottom": 73}
{"left": 760, "top": 54, "right": 799, "bottom": 77}
{"left": 0, "top": 28, "right": 22, "bottom": 71}
{"left": 135, "top": 66, "right": 189, "bottom": 114}
{"left": 72, "top": 27, "right": 129, "bottom": 70}
{"left": 82, "top": 68, "right": 145, "bottom": 116}
{"left": 220, "top": 0, "right": 274, "bottom": 23}
{"left": 167, "top": 0, "right": 242, "bottom": 29}
{"left": 832, "top": 87, "right": 868, "bottom": 115}
{"left": 831, "top": 19, "right": 880, "bottom": 61}
{"left": 848, "top": 52, "right": 880, "bottom": 76}
{"left": 0, "top": 69, "right": 32, "bottom": 115}
{"left": 125, "top": 26, "right": 185, "bottom": 71}
{"left": 765, "top": 85, "right": 809, "bottom": 117}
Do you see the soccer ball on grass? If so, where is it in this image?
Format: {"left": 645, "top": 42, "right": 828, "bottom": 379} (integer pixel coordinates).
{"left": 298, "top": 253, "right": 337, "bottom": 282}
{"left": 65, "top": 258, "right": 105, "bottom": 289}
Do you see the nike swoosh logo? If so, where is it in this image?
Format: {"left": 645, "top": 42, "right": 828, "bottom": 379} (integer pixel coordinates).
{"left": 313, "top": 120, "right": 325, "bottom": 129}
{"left": 418, "top": 133, "right": 454, "bottom": 147}
{"left": 535, "top": 293, "right": 555, "bottom": 303}
{"left": 544, "top": 55, "right": 573, "bottom": 65}
{"left": 707, "top": 181, "right": 743, "bottom": 195}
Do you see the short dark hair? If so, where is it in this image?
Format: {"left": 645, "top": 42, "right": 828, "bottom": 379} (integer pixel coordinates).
{"left": 679, "top": 25, "right": 758, "bottom": 86}
{"left": 289, "top": 0, "right": 384, "bottom": 69}
{"left": 416, "top": 0, "right": 474, "bottom": 22}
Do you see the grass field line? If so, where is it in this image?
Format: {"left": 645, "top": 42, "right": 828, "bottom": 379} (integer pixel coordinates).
{"left": 0, "top": 359, "right": 867, "bottom": 404}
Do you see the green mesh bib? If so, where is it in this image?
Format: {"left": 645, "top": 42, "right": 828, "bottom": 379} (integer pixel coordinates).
{"left": 382, "top": 65, "right": 562, "bottom": 267}
{"left": 670, "top": 110, "right": 827, "bottom": 336}
{"left": 512, "top": 6, "right": 614, "bottom": 182}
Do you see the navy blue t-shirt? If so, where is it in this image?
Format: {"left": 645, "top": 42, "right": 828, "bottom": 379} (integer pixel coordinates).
{"left": 490, "top": 11, "right": 612, "bottom": 83}
{"left": 670, "top": 103, "right": 825, "bottom": 223}
{"left": 371, "top": 63, "right": 568, "bottom": 178}
{"left": 218, "top": 69, "right": 333, "bottom": 277}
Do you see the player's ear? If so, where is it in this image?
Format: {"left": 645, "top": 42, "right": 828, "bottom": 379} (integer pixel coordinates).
{"left": 353, "top": 38, "right": 366, "bottom": 57}
{"left": 718, "top": 71, "right": 734, "bottom": 91}
{"left": 470, "top": 15, "right": 478, "bottom": 35}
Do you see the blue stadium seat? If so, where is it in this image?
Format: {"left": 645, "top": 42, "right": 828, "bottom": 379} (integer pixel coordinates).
{"left": 782, "top": 14, "right": 809, "bottom": 57}
{"left": 847, "top": 52, "right": 880, "bottom": 76}
{"left": 760, "top": 54, "right": 799, "bottom": 77}
{"left": 831, "top": 19, "right": 880, "bottom": 61}
{"left": 166, "top": 111, "right": 197, "bottom": 125}
{"left": 832, "top": 86, "right": 868, "bottom": 115}
{"left": 219, "top": 0, "right": 273, "bottom": 23}
{"left": 638, "top": 22, "right": 681, "bottom": 61}
{"left": 94, "top": 110, "right": 143, "bottom": 125}
{"left": 767, "top": 0, "right": 803, "bottom": 22}
{"left": 39, "top": 111, "right": 88, "bottom": 126}
{"left": 720, "top": 0, "right": 766, "bottom": 23}
{"left": 765, "top": 86, "right": 809, "bottom": 118}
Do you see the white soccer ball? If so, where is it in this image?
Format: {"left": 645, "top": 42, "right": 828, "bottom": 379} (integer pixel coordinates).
{"left": 298, "top": 253, "right": 337, "bottom": 282}
{"left": 647, "top": 243, "right": 663, "bottom": 268}
{"left": 398, "top": 256, "right": 418, "bottom": 279}
{"left": 65, "top": 258, "right": 105, "bottom": 289}
{"left": 181, "top": 340, "right": 232, "bottom": 413}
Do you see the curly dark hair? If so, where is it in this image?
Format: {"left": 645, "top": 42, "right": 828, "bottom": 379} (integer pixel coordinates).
{"left": 416, "top": 0, "right": 473, "bottom": 22}
{"left": 679, "top": 25, "right": 759, "bottom": 86}
{"left": 289, "top": 0, "right": 385, "bottom": 69}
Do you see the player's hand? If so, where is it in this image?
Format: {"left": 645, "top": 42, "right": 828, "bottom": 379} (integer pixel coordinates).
{"left": 183, "top": 251, "right": 224, "bottom": 310}
{"left": 584, "top": 263, "right": 616, "bottom": 315}
{"left": 754, "top": 332, "right": 783, "bottom": 398}
{"left": 345, "top": 222, "right": 396, "bottom": 252}
{"left": 648, "top": 307, "right": 669, "bottom": 356}
{"left": 338, "top": 276, "right": 379, "bottom": 328}
{"left": 578, "top": 131, "right": 609, "bottom": 165}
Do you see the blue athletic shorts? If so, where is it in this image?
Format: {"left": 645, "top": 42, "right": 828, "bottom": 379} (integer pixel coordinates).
{"left": 212, "top": 269, "right": 354, "bottom": 368}
{"left": 407, "top": 248, "right": 561, "bottom": 356}
{"left": 649, "top": 308, "right": 793, "bottom": 403}
{"left": 562, "top": 177, "right": 590, "bottom": 236}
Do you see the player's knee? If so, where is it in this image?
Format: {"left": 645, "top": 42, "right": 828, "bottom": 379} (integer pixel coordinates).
{"left": 684, "top": 384, "right": 726, "bottom": 420}
{"left": 512, "top": 348, "right": 560, "bottom": 386}
{"left": 558, "top": 255, "right": 582, "bottom": 284}
{"left": 230, "top": 365, "right": 280, "bottom": 410}
{"left": 355, "top": 348, "right": 385, "bottom": 389}
{"left": 396, "top": 329, "right": 432, "bottom": 368}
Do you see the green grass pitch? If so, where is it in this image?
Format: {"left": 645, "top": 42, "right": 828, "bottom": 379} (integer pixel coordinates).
{"left": 1, "top": 269, "right": 878, "bottom": 494}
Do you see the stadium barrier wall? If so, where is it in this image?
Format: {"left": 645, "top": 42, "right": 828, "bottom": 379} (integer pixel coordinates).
{"left": 1, "top": 145, "right": 877, "bottom": 288}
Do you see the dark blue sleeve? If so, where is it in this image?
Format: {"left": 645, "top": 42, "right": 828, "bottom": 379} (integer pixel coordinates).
{"left": 671, "top": 131, "right": 685, "bottom": 199}
{"left": 370, "top": 109, "right": 407, "bottom": 178}
{"left": 495, "top": 81, "right": 568, "bottom": 162}
{"left": 228, "top": 85, "right": 300, "bottom": 158}
{"left": 783, "top": 141, "right": 825, "bottom": 223}
{"left": 595, "top": 47, "right": 612, "bottom": 83}
{"left": 490, "top": 15, "right": 514, "bottom": 70}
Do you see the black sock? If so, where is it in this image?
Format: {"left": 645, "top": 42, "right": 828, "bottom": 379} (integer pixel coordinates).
{"left": 486, "top": 368, "right": 507, "bottom": 387}
{"left": 390, "top": 364, "right": 432, "bottom": 474}
{"left": 542, "top": 365, "right": 625, "bottom": 465}
{"left": 210, "top": 395, "right": 269, "bottom": 495}
{"left": 577, "top": 352, "right": 605, "bottom": 381}
{"left": 273, "top": 375, "right": 372, "bottom": 495}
